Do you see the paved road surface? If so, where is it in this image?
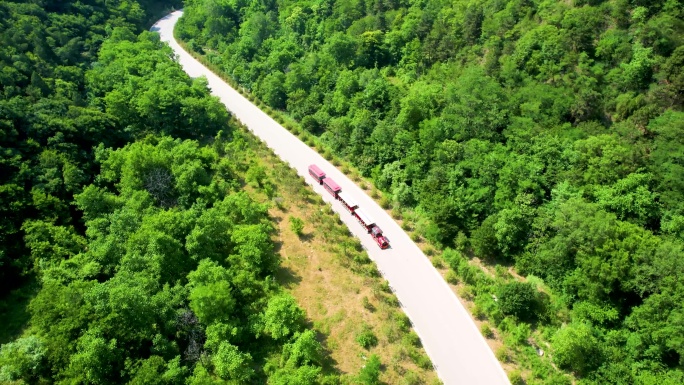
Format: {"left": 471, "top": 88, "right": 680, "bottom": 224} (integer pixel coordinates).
{"left": 152, "top": 11, "right": 510, "bottom": 385}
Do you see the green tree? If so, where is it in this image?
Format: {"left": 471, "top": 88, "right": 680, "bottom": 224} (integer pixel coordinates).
{"left": 187, "top": 259, "right": 236, "bottom": 325}
{"left": 281, "top": 330, "right": 323, "bottom": 368}
{"left": 552, "top": 322, "right": 603, "bottom": 376}
{"left": 496, "top": 282, "right": 538, "bottom": 321}
{"left": 262, "top": 293, "right": 305, "bottom": 340}
{"left": 0, "top": 336, "right": 47, "bottom": 382}
{"left": 212, "top": 342, "right": 254, "bottom": 381}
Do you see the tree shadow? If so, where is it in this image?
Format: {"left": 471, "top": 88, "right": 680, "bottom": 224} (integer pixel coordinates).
{"left": 297, "top": 232, "right": 315, "bottom": 242}
{"left": 273, "top": 266, "right": 302, "bottom": 289}
{"left": 0, "top": 275, "right": 38, "bottom": 344}
{"left": 312, "top": 328, "right": 341, "bottom": 377}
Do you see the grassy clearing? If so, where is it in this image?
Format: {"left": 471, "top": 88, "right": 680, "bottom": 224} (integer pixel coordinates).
{"left": 232, "top": 128, "right": 441, "bottom": 384}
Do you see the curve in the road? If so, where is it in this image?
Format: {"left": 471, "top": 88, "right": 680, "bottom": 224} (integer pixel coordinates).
{"left": 152, "top": 11, "right": 510, "bottom": 385}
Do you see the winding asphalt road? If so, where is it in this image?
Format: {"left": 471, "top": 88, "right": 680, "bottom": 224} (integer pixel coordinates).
{"left": 152, "top": 11, "right": 510, "bottom": 385}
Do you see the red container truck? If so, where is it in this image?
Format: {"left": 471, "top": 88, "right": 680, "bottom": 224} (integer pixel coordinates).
{"left": 307, "top": 164, "right": 389, "bottom": 249}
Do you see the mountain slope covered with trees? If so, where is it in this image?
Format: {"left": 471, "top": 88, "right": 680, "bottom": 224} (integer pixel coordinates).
{"left": 176, "top": 0, "right": 684, "bottom": 383}
{"left": 0, "top": 1, "right": 339, "bottom": 383}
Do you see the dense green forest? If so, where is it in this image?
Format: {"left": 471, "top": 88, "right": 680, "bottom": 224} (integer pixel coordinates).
{"left": 0, "top": 1, "right": 345, "bottom": 383}
{"left": 176, "top": 0, "right": 684, "bottom": 383}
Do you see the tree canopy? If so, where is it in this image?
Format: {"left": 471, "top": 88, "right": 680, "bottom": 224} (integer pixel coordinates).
{"left": 0, "top": 1, "right": 333, "bottom": 383}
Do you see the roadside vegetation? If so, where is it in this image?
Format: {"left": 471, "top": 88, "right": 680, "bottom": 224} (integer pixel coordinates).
{"left": 176, "top": 0, "right": 684, "bottom": 383}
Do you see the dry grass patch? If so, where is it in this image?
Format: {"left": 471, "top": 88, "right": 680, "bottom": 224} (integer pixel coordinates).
{"left": 243, "top": 143, "right": 439, "bottom": 383}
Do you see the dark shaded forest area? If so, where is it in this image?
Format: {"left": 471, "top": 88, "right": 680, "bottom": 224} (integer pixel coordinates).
{"left": 176, "top": 0, "right": 684, "bottom": 383}
{"left": 1, "top": 1, "right": 338, "bottom": 383}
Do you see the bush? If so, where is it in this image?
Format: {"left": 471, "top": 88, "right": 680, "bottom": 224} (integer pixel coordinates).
{"left": 410, "top": 232, "right": 421, "bottom": 242}
{"left": 509, "top": 370, "right": 524, "bottom": 385}
{"left": 402, "top": 331, "right": 421, "bottom": 348}
{"left": 471, "top": 304, "right": 486, "bottom": 320}
{"left": 495, "top": 346, "right": 510, "bottom": 362}
{"left": 362, "top": 296, "right": 375, "bottom": 312}
{"left": 370, "top": 188, "right": 379, "bottom": 198}
{"left": 402, "top": 370, "right": 421, "bottom": 385}
{"left": 496, "top": 282, "right": 538, "bottom": 321}
{"left": 356, "top": 327, "right": 378, "bottom": 350}
{"left": 408, "top": 348, "right": 432, "bottom": 369}
{"left": 383, "top": 293, "right": 400, "bottom": 307}
{"left": 458, "top": 286, "right": 475, "bottom": 301}
{"left": 481, "top": 323, "right": 494, "bottom": 339}
{"left": 395, "top": 312, "right": 411, "bottom": 332}
{"left": 431, "top": 255, "right": 444, "bottom": 269}
{"left": 445, "top": 270, "right": 459, "bottom": 285}
{"left": 358, "top": 354, "right": 381, "bottom": 385}
{"left": 289, "top": 216, "right": 304, "bottom": 236}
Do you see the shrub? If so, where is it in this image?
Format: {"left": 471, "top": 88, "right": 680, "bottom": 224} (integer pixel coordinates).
{"left": 402, "top": 370, "right": 421, "bottom": 385}
{"left": 356, "top": 327, "right": 378, "bottom": 350}
{"left": 402, "top": 331, "right": 421, "bottom": 348}
{"left": 431, "top": 255, "right": 444, "bottom": 269}
{"left": 362, "top": 296, "right": 374, "bottom": 312}
{"left": 458, "top": 286, "right": 475, "bottom": 301}
{"left": 289, "top": 216, "right": 304, "bottom": 236}
{"left": 495, "top": 346, "right": 509, "bottom": 362}
{"left": 481, "top": 323, "right": 494, "bottom": 339}
{"left": 496, "top": 282, "right": 538, "bottom": 321}
{"left": 358, "top": 354, "right": 381, "bottom": 385}
{"left": 362, "top": 264, "right": 380, "bottom": 278}
{"left": 379, "top": 195, "right": 391, "bottom": 209}
{"left": 383, "top": 293, "right": 400, "bottom": 307}
{"left": 407, "top": 348, "right": 432, "bottom": 369}
{"left": 471, "top": 304, "right": 486, "bottom": 320}
{"left": 445, "top": 270, "right": 459, "bottom": 285}
{"left": 394, "top": 312, "right": 411, "bottom": 332}
{"left": 410, "top": 232, "right": 421, "bottom": 242}
{"left": 378, "top": 280, "right": 391, "bottom": 293}
{"left": 509, "top": 370, "right": 524, "bottom": 385}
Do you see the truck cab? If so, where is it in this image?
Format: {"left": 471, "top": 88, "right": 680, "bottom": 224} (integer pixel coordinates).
{"left": 370, "top": 226, "right": 390, "bottom": 249}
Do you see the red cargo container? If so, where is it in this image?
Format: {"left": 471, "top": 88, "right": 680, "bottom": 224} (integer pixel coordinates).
{"left": 322, "top": 177, "right": 341, "bottom": 198}
{"left": 308, "top": 164, "right": 326, "bottom": 185}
